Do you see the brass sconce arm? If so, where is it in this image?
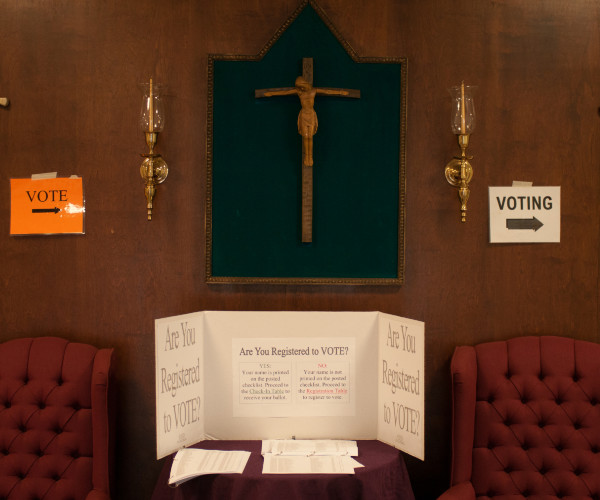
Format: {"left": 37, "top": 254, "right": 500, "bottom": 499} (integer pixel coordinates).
{"left": 445, "top": 134, "right": 473, "bottom": 223}
{"left": 140, "top": 153, "right": 168, "bottom": 220}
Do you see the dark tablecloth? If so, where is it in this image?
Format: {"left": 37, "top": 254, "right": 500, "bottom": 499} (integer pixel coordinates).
{"left": 151, "top": 439, "right": 415, "bottom": 500}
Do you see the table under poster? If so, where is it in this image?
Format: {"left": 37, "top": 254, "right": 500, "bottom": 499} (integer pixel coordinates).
{"left": 151, "top": 440, "right": 415, "bottom": 500}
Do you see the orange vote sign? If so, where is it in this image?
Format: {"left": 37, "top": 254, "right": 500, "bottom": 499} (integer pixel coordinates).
{"left": 10, "top": 177, "right": 84, "bottom": 235}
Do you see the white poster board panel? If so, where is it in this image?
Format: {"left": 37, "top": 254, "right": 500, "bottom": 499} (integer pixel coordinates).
{"left": 232, "top": 337, "right": 355, "bottom": 417}
{"left": 204, "top": 311, "right": 379, "bottom": 441}
{"left": 154, "top": 310, "right": 425, "bottom": 461}
{"left": 155, "top": 312, "right": 205, "bottom": 459}
{"left": 377, "top": 313, "right": 425, "bottom": 460}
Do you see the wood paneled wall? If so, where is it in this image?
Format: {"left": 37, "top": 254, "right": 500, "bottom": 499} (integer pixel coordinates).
{"left": 1, "top": 1, "right": 599, "bottom": 498}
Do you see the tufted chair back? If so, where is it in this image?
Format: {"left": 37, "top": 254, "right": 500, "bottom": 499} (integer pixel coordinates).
{"left": 438, "top": 336, "right": 600, "bottom": 500}
{"left": 0, "top": 337, "right": 115, "bottom": 500}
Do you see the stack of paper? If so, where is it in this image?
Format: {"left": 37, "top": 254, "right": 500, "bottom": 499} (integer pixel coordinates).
{"left": 168, "top": 448, "right": 251, "bottom": 486}
{"left": 261, "top": 440, "right": 363, "bottom": 474}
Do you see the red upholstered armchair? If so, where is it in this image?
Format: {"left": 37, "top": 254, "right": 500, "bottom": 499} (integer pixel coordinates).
{"left": 0, "top": 337, "right": 115, "bottom": 500}
{"left": 438, "top": 336, "right": 600, "bottom": 500}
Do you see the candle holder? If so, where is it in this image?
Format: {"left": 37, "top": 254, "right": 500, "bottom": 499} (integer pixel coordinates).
{"left": 139, "top": 79, "right": 168, "bottom": 221}
{"left": 445, "top": 82, "right": 476, "bottom": 222}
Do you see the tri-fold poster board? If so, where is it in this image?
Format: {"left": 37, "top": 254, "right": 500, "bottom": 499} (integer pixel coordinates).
{"left": 155, "top": 311, "right": 425, "bottom": 461}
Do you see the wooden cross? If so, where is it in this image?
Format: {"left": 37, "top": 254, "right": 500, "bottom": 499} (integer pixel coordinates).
{"left": 255, "top": 58, "right": 360, "bottom": 243}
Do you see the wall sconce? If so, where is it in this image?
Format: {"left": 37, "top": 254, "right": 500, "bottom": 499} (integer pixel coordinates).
{"left": 445, "top": 81, "right": 476, "bottom": 222}
{"left": 139, "top": 78, "right": 168, "bottom": 220}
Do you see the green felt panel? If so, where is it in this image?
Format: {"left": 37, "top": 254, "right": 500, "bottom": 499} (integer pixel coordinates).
{"left": 209, "top": 3, "right": 405, "bottom": 283}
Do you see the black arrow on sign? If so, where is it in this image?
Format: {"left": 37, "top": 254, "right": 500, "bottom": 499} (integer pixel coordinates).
{"left": 32, "top": 207, "right": 60, "bottom": 214}
{"left": 506, "top": 216, "right": 543, "bottom": 231}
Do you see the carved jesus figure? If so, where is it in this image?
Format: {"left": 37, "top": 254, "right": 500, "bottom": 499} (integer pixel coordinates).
{"left": 262, "top": 76, "right": 352, "bottom": 167}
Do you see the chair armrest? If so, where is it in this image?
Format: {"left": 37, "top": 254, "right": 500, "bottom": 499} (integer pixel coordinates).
{"left": 91, "top": 348, "right": 116, "bottom": 497}
{"left": 85, "top": 488, "right": 111, "bottom": 500}
{"left": 437, "top": 481, "right": 476, "bottom": 500}
{"left": 449, "top": 346, "right": 477, "bottom": 484}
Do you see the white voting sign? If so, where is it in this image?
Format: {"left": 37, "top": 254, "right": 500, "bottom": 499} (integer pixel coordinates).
{"left": 489, "top": 186, "right": 560, "bottom": 243}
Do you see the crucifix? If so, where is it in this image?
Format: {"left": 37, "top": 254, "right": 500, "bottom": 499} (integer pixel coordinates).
{"left": 255, "top": 58, "right": 360, "bottom": 243}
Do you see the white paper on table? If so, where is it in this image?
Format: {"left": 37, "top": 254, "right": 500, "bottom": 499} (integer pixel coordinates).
{"left": 169, "top": 448, "right": 251, "bottom": 486}
{"left": 262, "top": 454, "right": 357, "bottom": 474}
{"left": 261, "top": 439, "right": 358, "bottom": 456}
